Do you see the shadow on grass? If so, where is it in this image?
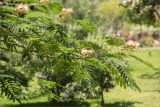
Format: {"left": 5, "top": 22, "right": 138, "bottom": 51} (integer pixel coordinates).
{"left": 140, "top": 70, "right": 160, "bottom": 79}
{"left": 105, "top": 101, "right": 142, "bottom": 107}
{"left": 143, "top": 89, "right": 160, "bottom": 93}
{"left": 0, "top": 101, "right": 90, "bottom": 107}
{"left": 1, "top": 101, "right": 142, "bottom": 107}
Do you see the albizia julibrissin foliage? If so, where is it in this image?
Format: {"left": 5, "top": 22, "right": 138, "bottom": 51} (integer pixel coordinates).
{"left": 0, "top": 0, "right": 155, "bottom": 104}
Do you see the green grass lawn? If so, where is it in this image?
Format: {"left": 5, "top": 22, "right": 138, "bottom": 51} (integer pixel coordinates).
{"left": 101, "top": 49, "right": 160, "bottom": 107}
{"left": 0, "top": 49, "right": 160, "bottom": 107}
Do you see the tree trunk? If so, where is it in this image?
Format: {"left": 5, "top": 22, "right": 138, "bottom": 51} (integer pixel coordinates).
{"left": 62, "top": 0, "right": 66, "bottom": 5}
{"left": 101, "top": 89, "right": 105, "bottom": 107}
{"left": 100, "top": 74, "right": 105, "bottom": 107}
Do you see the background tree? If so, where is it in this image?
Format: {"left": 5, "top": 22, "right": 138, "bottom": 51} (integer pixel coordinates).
{"left": 120, "top": 0, "right": 160, "bottom": 26}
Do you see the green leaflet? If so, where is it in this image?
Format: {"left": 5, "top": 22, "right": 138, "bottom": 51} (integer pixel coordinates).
{"left": 0, "top": 5, "right": 14, "bottom": 13}
{"left": 76, "top": 40, "right": 100, "bottom": 50}
{"left": 106, "top": 36, "right": 125, "bottom": 46}
{"left": 76, "top": 20, "right": 96, "bottom": 32}
{"left": 25, "top": 11, "right": 49, "bottom": 19}
{"left": 39, "top": 80, "right": 56, "bottom": 88}
{"left": 48, "top": 2, "right": 63, "bottom": 14}
{"left": 0, "top": 64, "right": 28, "bottom": 103}
{"left": 8, "top": 0, "right": 37, "bottom": 3}
{"left": 129, "top": 54, "right": 157, "bottom": 70}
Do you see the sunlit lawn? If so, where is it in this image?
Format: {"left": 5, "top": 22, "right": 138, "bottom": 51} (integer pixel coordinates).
{"left": 0, "top": 49, "right": 160, "bottom": 107}
{"left": 102, "top": 49, "right": 160, "bottom": 107}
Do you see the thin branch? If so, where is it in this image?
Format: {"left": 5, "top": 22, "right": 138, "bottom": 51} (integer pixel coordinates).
{"left": 155, "top": 9, "right": 160, "bottom": 19}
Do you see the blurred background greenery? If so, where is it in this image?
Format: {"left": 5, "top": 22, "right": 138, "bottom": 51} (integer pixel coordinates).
{"left": 59, "top": 0, "right": 160, "bottom": 47}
